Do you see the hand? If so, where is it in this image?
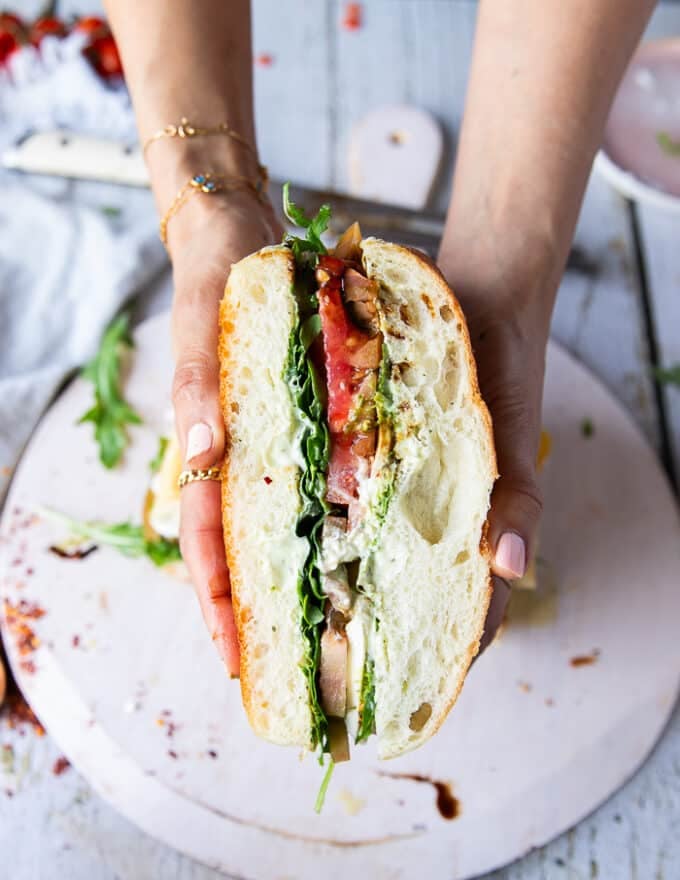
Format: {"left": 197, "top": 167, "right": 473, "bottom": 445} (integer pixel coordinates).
{"left": 170, "top": 191, "right": 283, "bottom": 676}
{"left": 439, "top": 253, "right": 552, "bottom": 648}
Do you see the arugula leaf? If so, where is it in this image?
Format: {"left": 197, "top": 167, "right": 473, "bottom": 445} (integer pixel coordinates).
{"left": 314, "top": 759, "right": 335, "bottom": 814}
{"left": 39, "top": 508, "right": 182, "bottom": 567}
{"left": 149, "top": 436, "right": 169, "bottom": 474}
{"left": 657, "top": 132, "right": 680, "bottom": 158}
{"left": 79, "top": 314, "right": 142, "bottom": 469}
{"left": 654, "top": 363, "right": 680, "bottom": 387}
{"left": 284, "top": 295, "right": 331, "bottom": 757}
{"left": 355, "top": 657, "right": 376, "bottom": 744}
{"left": 282, "top": 182, "right": 330, "bottom": 265}
{"left": 580, "top": 418, "right": 595, "bottom": 438}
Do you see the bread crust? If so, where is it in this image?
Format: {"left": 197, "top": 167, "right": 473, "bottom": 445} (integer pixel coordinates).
{"left": 218, "top": 247, "right": 308, "bottom": 742}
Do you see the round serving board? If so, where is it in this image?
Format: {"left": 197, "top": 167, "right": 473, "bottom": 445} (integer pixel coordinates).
{"left": 1, "top": 312, "right": 680, "bottom": 880}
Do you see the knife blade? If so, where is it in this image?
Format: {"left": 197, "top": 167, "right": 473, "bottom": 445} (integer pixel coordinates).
{"left": 2, "top": 130, "right": 594, "bottom": 271}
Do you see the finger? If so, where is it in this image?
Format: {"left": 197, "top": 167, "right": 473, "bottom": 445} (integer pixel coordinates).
{"left": 487, "top": 390, "right": 543, "bottom": 579}
{"left": 172, "top": 275, "right": 226, "bottom": 469}
{"left": 473, "top": 331, "right": 544, "bottom": 581}
{"left": 478, "top": 576, "right": 511, "bottom": 653}
{"left": 180, "top": 480, "right": 240, "bottom": 676}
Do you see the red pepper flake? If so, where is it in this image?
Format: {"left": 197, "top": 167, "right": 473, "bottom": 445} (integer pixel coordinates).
{"left": 52, "top": 756, "right": 71, "bottom": 776}
{"left": 2, "top": 690, "right": 45, "bottom": 737}
{"left": 25, "top": 568, "right": 34, "bottom": 577}
{"left": 168, "top": 749, "right": 178, "bottom": 760}
{"left": 160, "top": 709, "right": 172, "bottom": 717}
{"left": 255, "top": 52, "right": 274, "bottom": 67}
{"left": 71, "top": 635, "right": 80, "bottom": 648}
{"left": 545, "top": 697, "right": 555, "bottom": 707}
{"left": 3, "top": 599, "right": 45, "bottom": 658}
{"left": 5, "top": 789, "right": 14, "bottom": 798}
{"left": 11, "top": 558, "right": 21, "bottom": 567}
{"left": 342, "top": 3, "right": 363, "bottom": 31}
{"left": 263, "top": 476, "right": 272, "bottom": 485}
{"left": 207, "top": 749, "right": 218, "bottom": 759}
{"left": 19, "top": 660, "right": 36, "bottom": 675}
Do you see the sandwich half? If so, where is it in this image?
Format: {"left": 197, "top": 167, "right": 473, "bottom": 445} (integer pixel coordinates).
{"left": 219, "top": 189, "right": 496, "bottom": 766}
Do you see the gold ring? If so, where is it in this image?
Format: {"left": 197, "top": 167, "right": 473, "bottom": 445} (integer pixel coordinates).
{"left": 178, "top": 466, "right": 222, "bottom": 489}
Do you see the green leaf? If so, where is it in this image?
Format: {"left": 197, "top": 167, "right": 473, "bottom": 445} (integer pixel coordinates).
{"left": 38, "top": 508, "right": 182, "bottom": 568}
{"left": 284, "top": 296, "right": 332, "bottom": 756}
{"left": 282, "top": 182, "right": 330, "bottom": 264}
{"left": 580, "top": 417, "right": 594, "bottom": 438}
{"left": 314, "top": 759, "right": 334, "bottom": 814}
{"left": 149, "top": 436, "right": 169, "bottom": 474}
{"left": 656, "top": 132, "right": 680, "bottom": 158}
{"left": 78, "top": 313, "right": 142, "bottom": 469}
{"left": 101, "top": 205, "right": 122, "bottom": 218}
{"left": 654, "top": 364, "right": 680, "bottom": 387}
{"left": 355, "top": 657, "right": 376, "bottom": 744}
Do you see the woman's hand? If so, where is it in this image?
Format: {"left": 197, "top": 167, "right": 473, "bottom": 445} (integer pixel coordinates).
{"left": 438, "top": 245, "right": 553, "bottom": 648}
{"left": 169, "top": 192, "right": 283, "bottom": 676}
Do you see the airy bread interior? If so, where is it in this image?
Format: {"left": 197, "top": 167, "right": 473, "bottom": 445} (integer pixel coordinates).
{"left": 360, "top": 239, "right": 496, "bottom": 759}
{"left": 220, "top": 240, "right": 496, "bottom": 759}
{"left": 219, "top": 247, "right": 313, "bottom": 747}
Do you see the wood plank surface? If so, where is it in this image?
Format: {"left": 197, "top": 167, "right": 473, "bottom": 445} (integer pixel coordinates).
{"left": 2, "top": 2, "right": 679, "bottom": 880}
{"left": 637, "top": 203, "right": 680, "bottom": 484}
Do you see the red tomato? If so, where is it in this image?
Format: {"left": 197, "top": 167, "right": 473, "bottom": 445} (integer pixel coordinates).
{"left": 318, "top": 284, "right": 356, "bottom": 434}
{"left": 0, "top": 12, "right": 25, "bottom": 34}
{"left": 318, "top": 254, "right": 346, "bottom": 277}
{"left": 0, "top": 29, "right": 18, "bottom": 62}
{"left": 86, "top": 34, "right": 123, "bottom": 79}
{"left": 326, "top": 436, "right": 358, "bottom": 505}
{"left": 30, "top": 17, "right": 67, "bottom": 46}
{"left": 74, "top": 16, "right": 109, "bottom": 39}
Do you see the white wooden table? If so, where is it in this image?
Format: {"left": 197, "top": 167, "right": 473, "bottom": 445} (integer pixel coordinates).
{"left": 2, "top": 2, "right": 679, "bottom": 878}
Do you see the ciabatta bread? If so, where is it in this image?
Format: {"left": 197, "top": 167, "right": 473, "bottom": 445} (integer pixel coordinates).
{"left": 219, "top": 240, "right": 496, "bottom": 758}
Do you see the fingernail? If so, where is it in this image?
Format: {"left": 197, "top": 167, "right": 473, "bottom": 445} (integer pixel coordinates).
{"left": 186, "top": 422, "right": 213, "bottom": 463}
{"left": 496, "top": 532, "right": 526, "bottom": 578}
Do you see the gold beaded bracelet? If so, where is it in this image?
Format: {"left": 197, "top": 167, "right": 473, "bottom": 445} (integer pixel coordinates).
{"left": 143, "top": 116, "right": 268, "bottom": 184}
{"left": 159, "top": 172, "right": 267, "bottom": 247}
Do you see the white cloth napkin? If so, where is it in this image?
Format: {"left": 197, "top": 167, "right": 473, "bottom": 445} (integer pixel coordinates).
{"left": 0, "top": 33, "right": 171, "bottom": 502}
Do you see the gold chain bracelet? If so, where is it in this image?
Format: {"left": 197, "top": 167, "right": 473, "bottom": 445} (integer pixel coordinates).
{"left": 159, "top": 172, "right": 267, "bottom": 247}
{"left": 143, "top": 116, "right": 268, "bottom": 183}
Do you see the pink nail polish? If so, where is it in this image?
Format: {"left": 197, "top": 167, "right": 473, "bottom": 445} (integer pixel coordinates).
{"left": 496, "top": 532, "right": 526, "bottom": 578}
{"left": 186, "top": 422, "right": 213, "bottom": 463}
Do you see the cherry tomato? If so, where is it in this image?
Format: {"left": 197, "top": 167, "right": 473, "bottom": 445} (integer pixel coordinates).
{"left": 0, "top": 12, "right": 25, "bottom": 35}
{"left": 0, "top": 29, "right": 19, "bottom": 64}
{"left": 74, "top": 16, "right": 109, "bottom": 39}
{"left": 85, "top": 34, "right": 123, "bottom": 79}
{"left": 30, "top": 17, "right": 67, "bottom": 46}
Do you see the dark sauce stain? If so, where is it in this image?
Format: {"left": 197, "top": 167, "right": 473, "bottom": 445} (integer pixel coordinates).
{"left": 570, "top": 649, "right": 601, "bottom": 668}
{"left": 377, "top": 771, "right": 461, "bottom": 820}
{"left": 49, "top": 544, "right": 98, "bottom": 560}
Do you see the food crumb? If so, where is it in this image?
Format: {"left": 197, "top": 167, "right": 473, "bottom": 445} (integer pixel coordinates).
{"left": 255, "top": 52, "right": 274, "bottom": 67}
{"left": 570, "top": 649, "right": 600, "bottom": 667}
{"left": 337, "top": 787, "right": 365, "bottom": 816}
{"left": 545, "top": 697, "right": 555, "bottom": 707}
{"left": 207, "top": 749, "right": 218, "bottom": 759}
{"left": 581, "top": 417, "right": 595, "bottom": 438}
{"left": 342, "top": 2, "right": 363, "bottom": 30}
{"left": 168, "top": 749, "right": 178, "bottom": 760}
{"left": 52, "top": 756, "right": 71, "bottom": 776}
{"left": 517, "top": 680, "right": 532, "bottom": 693}
{"left": 71, "top": 635, "right": 81, "bottom": 648}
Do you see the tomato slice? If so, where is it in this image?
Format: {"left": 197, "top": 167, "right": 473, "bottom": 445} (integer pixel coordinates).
{"left": 319, "top": 277, "right": 380, "bottom": 506}
{"left": 318, "top": 283, "right": 356, "bottom": 435}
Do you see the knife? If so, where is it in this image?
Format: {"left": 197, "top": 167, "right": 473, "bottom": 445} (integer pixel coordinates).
{"left": 2, "top": 130, "right": 596, "bottom": 271}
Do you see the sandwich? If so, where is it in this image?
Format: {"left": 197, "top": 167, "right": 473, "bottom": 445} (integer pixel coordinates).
{"left": 219, "top": 186, "right": 496, "bottom": 772}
